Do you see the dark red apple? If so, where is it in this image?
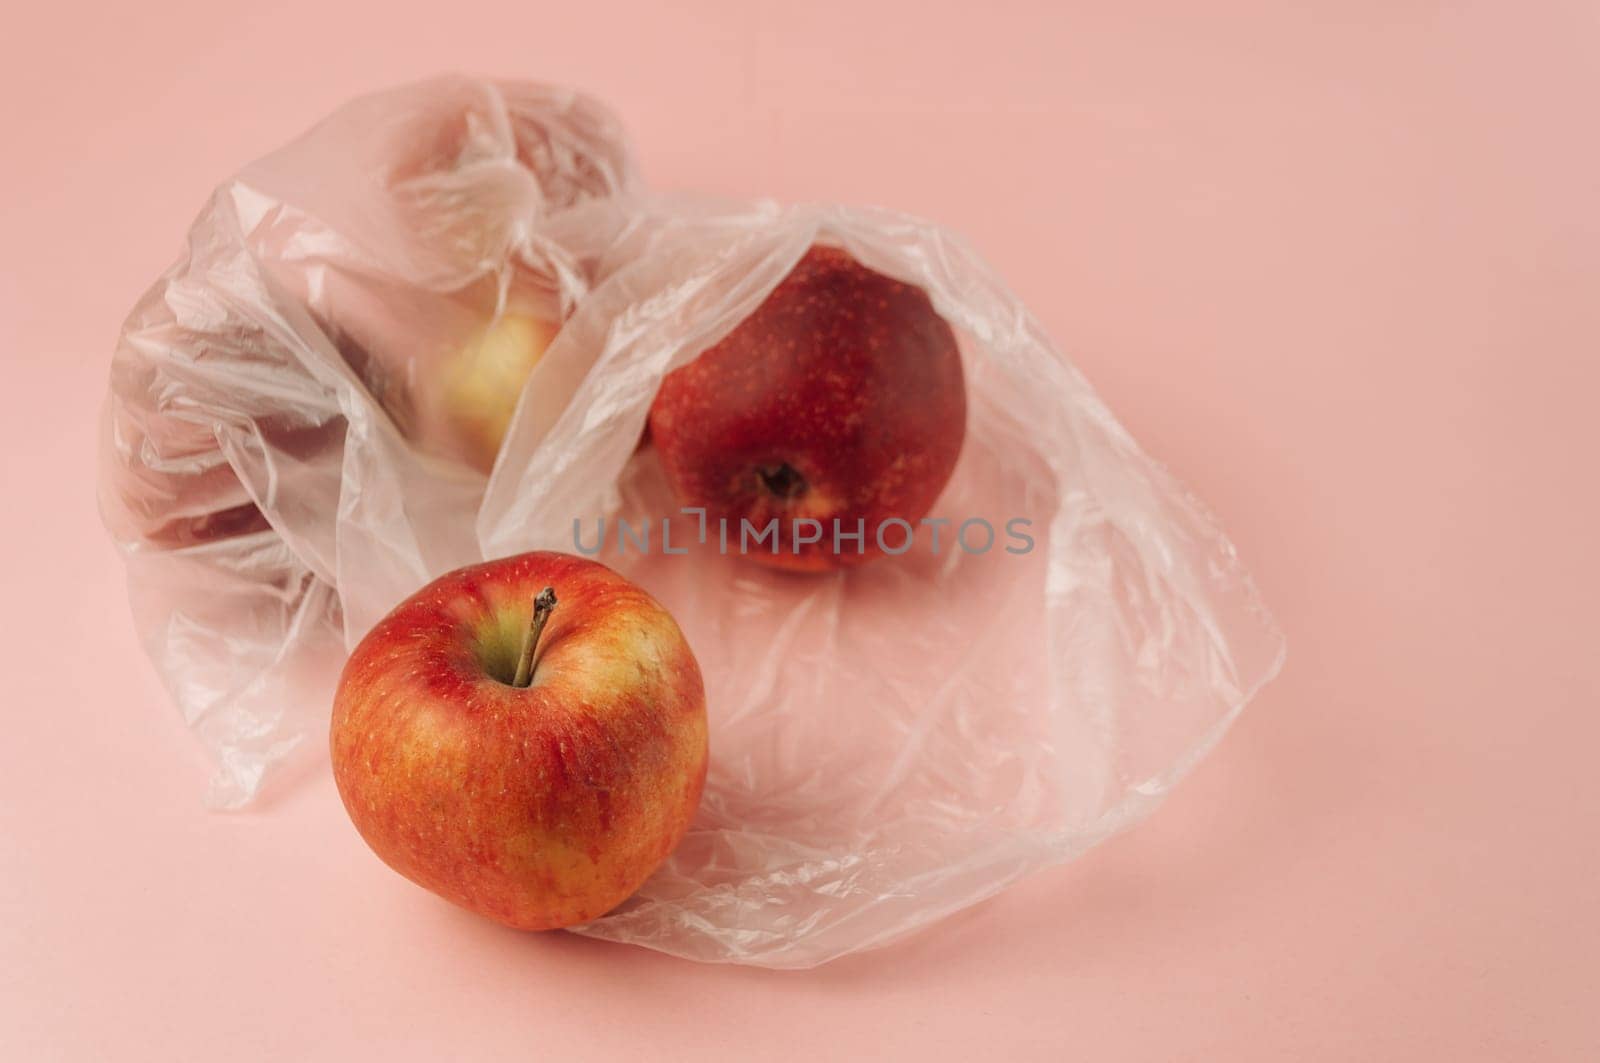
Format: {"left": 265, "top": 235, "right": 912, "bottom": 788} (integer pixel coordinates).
{"left": 647, "top": 245, "right": 965, "bottom": 571}
{"left": 330, "top": 551, "right": 707, "bottom": 930}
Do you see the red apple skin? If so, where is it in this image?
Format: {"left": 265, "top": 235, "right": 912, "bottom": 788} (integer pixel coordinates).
{"left": 648, "top": 245, "right": 966, "bottom": 571}
{"left": 330, "top": 551, "right": 707, "bottom": 931}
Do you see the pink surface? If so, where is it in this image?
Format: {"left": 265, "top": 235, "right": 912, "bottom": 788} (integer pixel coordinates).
{"left": 2, "top": 1, "right": 1597, "bottom": 1058}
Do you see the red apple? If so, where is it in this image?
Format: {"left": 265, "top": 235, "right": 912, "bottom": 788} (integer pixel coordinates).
{"left": 330, "top": 551, "right": 707, "bottom": 930}
{"left": 647, "top": 245, "right": 966, "bottom": 571}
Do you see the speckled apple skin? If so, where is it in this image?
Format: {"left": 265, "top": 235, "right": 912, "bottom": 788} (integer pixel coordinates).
{"left": 648, "top": 245, "right": 967, "bottom": 571}
{"left": 330, "top": 551, "right": 707, "bottom": 931}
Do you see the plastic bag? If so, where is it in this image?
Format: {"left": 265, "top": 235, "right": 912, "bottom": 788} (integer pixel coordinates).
{"left": 100, "top": 76, "right": 1285, "bottom": 967}
{"left": 100, "top": 76, "right": 637, "bottom": 805}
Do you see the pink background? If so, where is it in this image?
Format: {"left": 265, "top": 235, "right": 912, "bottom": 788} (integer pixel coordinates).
{"left": 3, "top": 2, "right": 1597, "bottom": 1058}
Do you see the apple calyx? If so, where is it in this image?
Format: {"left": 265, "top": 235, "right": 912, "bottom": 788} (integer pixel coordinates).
{"left": 757, "top": 462, "right": 807, "bottom": 501}
{"left": 511, "top": 586, "right": 558, "bottom": 688}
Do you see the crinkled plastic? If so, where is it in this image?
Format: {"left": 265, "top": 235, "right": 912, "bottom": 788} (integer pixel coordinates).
{"left": 100, "top": 76, "right": 1285, "bottom": 967}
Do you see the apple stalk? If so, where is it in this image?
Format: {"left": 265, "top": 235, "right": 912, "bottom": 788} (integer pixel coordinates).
{"left": 512, "top": 587, "right": 558, "bottom": 688}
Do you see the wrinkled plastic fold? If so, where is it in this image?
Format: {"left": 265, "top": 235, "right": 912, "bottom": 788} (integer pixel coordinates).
{"left": 100, "top": 76, "right": 1285, "bottom": 967}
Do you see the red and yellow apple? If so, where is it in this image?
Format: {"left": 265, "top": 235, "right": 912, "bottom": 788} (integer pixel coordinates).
{"left": 330, "top": 551, "right": 707, "bottom": 930}
{"left": 647, "top": 245, "right": 966, "bottom": 571}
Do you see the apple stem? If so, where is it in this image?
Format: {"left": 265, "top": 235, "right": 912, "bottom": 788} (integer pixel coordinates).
{"left": 512, "top": 587, "right": 558, "bottom": 688}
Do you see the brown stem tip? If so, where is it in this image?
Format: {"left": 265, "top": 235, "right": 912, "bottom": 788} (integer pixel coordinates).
{"left": 511, "top": 586, "right": 558, "bottom": 688}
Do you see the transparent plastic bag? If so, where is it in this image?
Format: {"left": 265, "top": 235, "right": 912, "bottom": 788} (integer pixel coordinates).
{"left": 100, "top": 76, "right": 637, "bottom": 805}
{"left": 100, "top": 77, "right": 1285, "bottom": 967}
